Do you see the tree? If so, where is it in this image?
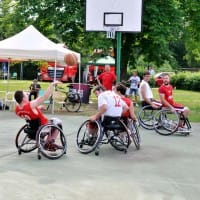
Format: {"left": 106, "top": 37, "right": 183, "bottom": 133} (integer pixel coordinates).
{"left": 180, "top": 0, "right": 200, "bottom": 67}
{"left": 1, "top": 0, "right": 199, "bottom": 81}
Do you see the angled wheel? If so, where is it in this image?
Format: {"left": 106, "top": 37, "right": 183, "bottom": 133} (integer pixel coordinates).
{"left": 153, "top": 109, "right": 179, "bottom": 136}
{"left": 109, "top": 119, "right": 131, "bottom": 152}
{"left": 127, "top": 119, "right": 140, "bottom": 150}
{"left": 138, "top": 105, "right": 159, "bottom": 130}
{"left": 64, "top": 93, "right": 81, "bottom": 112}
{"left": 76, "top": 120, "right": 103, "bottom": 154}
{"left": 37, "top": 124, "right": 67, "bottom": 160}
{"left": 15, "top": 124, "right": 37, "bottom": 153}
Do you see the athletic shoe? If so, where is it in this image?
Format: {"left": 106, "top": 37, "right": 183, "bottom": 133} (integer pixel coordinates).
{"left": 44, "top": 141, "right": 63, "bottom": 151}
{"left": 177, "top": 127, "right": 191, "bottom": 134}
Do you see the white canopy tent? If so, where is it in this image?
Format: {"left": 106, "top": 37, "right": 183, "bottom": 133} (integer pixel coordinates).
{"left": 0, "top": 25, "right": 80, "bottom": 62}
{"left": 0, "top": 25, "right": 81, "bottom": 113}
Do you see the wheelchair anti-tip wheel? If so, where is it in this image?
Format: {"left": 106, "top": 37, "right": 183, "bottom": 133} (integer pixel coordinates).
{"left": 153, "top": 109, "right": 179, "bottom": 136}
{"left": 76, "top": 120, "right": 102, "bottom": 154}
{"left": 37, "top": 123, "right": 67, "bottom": 160}
{"left": 108, "top": 119, "right": 131, "bottom": 153}
{"left": 138, "top": 105, "right": 159, "bottom": 130}
{"left": 15, "top": 124, "right": 37, "bottom": 154}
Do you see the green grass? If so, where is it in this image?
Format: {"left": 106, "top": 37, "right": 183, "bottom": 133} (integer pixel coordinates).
{"left": 0, "top": 80, "right": 200, "bottom": 122}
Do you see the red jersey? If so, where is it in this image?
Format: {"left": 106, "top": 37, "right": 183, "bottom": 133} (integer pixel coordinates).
{"left": 121, "top": 97, "right": 131, "bottom": 118}
{"left": 15, "top": 102, "right": 48, "bottom": 125}
{"left": 98, "top": 72, "right": 116, "bottom": 90}
{"left": 159, "top": 84, "right": 183, "bottom": 107}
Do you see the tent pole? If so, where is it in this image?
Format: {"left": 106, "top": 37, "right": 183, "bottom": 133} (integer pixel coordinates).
{"left": 51, "top": 59, "right": 57, "bottom": 114}
{"left": 20, "top": 62, "right": 23, "bottom": 80}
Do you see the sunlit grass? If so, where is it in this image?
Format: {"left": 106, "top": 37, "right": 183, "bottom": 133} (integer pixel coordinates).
{"left": 0, "top": 80, "right": 199, "bottom": 122}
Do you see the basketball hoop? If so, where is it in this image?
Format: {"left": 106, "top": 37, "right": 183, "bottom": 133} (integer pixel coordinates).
{"left": 104, "top": 26, "right": 119, "bottom": 39}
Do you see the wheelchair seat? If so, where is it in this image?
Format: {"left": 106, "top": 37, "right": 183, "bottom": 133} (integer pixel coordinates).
{"left": 24, "top": 119, "right": 41, "bottom": 140}
{"left": 102, "top": 116, "right": 122, "bottom": 130}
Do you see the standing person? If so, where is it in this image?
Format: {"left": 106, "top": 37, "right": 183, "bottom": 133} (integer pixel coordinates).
{"left": 149, "top": 67, "right": 155, "bottom": 76}
{"left": 29, "top": 79, "right": 41, "bottom": 101}
{"left": 14, "top": 81, "right": 62, "bottom": 151}
{"left": 139, "top": 71, "right": 161, "bottom": 108}
{"left": 158, "top": 73, "right": 190, "bottom": 129}
{"left": 96, "top": 65, "right": 116, "bottom": 90}
{"left": 128, "top": 70, "right": 140, "bottom": 105}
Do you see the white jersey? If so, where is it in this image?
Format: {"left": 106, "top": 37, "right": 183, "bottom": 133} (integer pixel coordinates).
{"left": 129, "top": 76, "right": 140, "bottom": 89}
{"left": 98, "top": 91, "right": 126, "bottom": 117}
{"left": 138, "top": 80, "right": 154, "bottom": 101}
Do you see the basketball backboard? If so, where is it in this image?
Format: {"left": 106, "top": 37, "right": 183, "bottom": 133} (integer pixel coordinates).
{"left": 85, "top": 0, "right": 143, "bottom": 33}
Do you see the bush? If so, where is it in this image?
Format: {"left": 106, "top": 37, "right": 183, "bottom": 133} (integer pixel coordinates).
{"left": 172, "top": 72, "right": 200, "bottom": 91}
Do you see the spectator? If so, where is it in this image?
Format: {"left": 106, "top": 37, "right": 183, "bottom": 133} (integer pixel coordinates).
{"left": 29, "top": 79, "right": 41, "bottom": 101}
{"left": 127, "top": 70, "right": 140, "bottom": 106}
{"left": 96, "top": 65, "right": 116, "bottom": 90}
{"left": 149, "top": 67, "right": 155, "bottom": 76}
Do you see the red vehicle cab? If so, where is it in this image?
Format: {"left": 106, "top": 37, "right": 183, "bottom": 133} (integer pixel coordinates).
{"left": 38, "top": 62, "right": 77, "bottom": 82}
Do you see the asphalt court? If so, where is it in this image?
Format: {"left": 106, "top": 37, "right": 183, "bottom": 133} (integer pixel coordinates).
{"left": 0, "top": 111, "right": 200, "bottom": 200}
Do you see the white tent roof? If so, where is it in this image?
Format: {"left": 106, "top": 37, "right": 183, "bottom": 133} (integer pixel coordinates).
{"left": 0, "top": 25, "right": 80, "bottom": 63}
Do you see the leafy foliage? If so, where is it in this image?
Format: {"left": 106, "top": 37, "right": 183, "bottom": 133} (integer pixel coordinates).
{"left": 0, "top": 0, "right": 199, "bottom": 81}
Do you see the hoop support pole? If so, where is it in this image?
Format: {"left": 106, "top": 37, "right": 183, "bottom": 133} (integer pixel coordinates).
{"left": 116, "top": 32, "right": 122, "bottom": 82}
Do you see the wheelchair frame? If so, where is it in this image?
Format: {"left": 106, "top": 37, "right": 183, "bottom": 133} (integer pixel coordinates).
{"left": 76, "top": 118, "right": 140, "bottom": 156}
{"left": 153, "top": 108, "right": 191, "bottom": 136}
{"left": 138, "top": 105, "right": 191, "bottom": 136}
{"left": 15, "top": 120, "right": 67, "bottom": 160}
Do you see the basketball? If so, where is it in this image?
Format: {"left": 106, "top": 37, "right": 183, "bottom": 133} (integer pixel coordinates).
{"left": 64, "top": 53, "right": 78, "bottom": 66}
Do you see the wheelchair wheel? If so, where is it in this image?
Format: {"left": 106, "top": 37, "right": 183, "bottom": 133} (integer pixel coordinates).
{"left": 153, "top": 109, "right": 179, "bottom": 136}
{"left": 37, "top": 124, "right": 67, "bottom": 160}
{"left": 127, "top": 119, "right": 140, "bottom": 150}
{"left": 15, "top": 124, "right": 37, "bottom": 154}
{"left": 138, "top": 105, "right": 159, "bottom": 130}
{"left": 109, "top": 120, "right": 131, "bottom": 152}
{"left": 76, "top": 120, "right": 103, "bottom": 154}
{"left": 64, "top": 93, "right": 81, "bottom": 112}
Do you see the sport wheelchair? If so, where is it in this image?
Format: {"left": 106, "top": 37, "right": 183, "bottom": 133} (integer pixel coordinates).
{"left": 15, "top": 119, "right": 67, "bottom": 160}
{"left": 76, "top": 116, "right": 140, "bottom": 156}
{"left": 153, "top": 108, "right": 191, "bottom": 136}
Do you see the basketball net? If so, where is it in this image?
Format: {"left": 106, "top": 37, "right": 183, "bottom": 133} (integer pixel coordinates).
{"left": 104, "top": 26, "right": 119, "bottom": 39}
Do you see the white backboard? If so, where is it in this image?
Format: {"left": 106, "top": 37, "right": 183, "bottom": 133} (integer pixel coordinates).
{"left": 85, "top": 0, "right": 143, "bottom": 32}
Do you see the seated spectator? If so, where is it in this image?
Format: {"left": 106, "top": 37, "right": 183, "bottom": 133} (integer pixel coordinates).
{"left": 29, "top": 79, "right": 41, "bottom": 101}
